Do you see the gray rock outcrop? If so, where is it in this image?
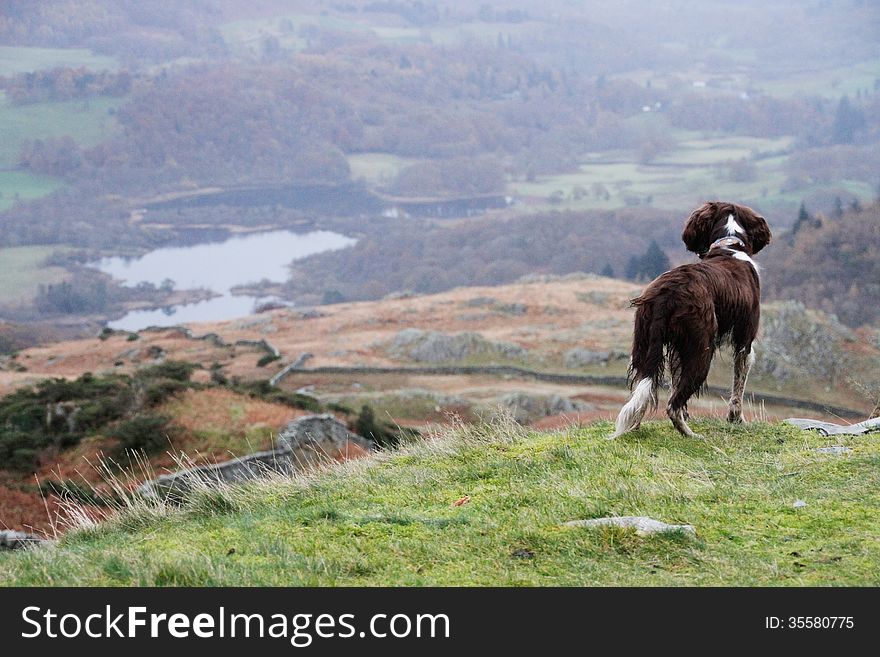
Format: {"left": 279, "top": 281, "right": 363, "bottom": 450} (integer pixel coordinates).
{"left": 138, "top": 415, "right": 371, "bottom": 499}
{"left": 500, "top": 392, "right": 591, "bottom": 423}
{"left": 0, "top": 530, "right": 45, "bottom": 550}
{"left": 563, "top": 347, "right": 629, "bottom": 369}
{"left": 754, "top": 301, "right": 855, "bottom": 384}
{"left": 785, "top": 417, "right": 880, "bottom": 436}
{"left": 389, "top": 329, "right": 526, "bottom": 363}
{"left": 564, "top": 516, "right": 696, "bottom": 536}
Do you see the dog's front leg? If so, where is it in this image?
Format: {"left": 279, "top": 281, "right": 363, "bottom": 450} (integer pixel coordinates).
{"left": 728, "top": 346, "right": 754, "bottom": 423}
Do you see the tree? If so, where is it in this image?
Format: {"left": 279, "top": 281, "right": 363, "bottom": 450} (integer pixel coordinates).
{"left": 831, "top": 96, "right": 866, "bottom": 144}
{"left": 792, "top": 202, "right": 811, "bottom": 236}
{"left": 600, "top": 263, "right": 614, "bottom": 278}
{"left": 626, "top": 240, "right": 670, "bottom": 281}
{"left": 641, "top": 240, "right": 670, "bottom": 278}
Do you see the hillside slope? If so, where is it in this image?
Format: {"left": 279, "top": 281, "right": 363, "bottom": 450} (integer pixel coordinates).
{"left": 2, "top": 418, "right": 878, "bottom": 586}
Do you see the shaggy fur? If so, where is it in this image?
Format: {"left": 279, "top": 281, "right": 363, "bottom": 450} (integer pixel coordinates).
{"left": 611, "top": 201, "right": 771, "bottom": 439}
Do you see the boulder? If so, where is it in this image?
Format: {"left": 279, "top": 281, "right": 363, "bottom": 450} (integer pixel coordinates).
{"left": 139, "top": 415, "right": 371, "bottom": 500}
{"left": 754, "top": 301, "right": 855, "bottom": 384}
{"left": 0, "top": 530, "right": 45, "bottom": 551}
{"left": 564, "top": 516, "right": 696, "bottom": 537}
{"left": 389, "top": 329, "right": 526, "bottom": 363}
{"left": 500, "top": 392, "right": 591, "bottom": 423}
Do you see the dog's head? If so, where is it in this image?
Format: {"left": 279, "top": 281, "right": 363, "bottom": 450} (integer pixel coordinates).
{"left": 681, "top": 201, "right": 771, "bottom": 256}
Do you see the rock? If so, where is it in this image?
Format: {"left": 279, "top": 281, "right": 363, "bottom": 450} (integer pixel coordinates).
{"left": 495, "top": 302, "right": 527, "bottom": 316}
{"left": 786, "top": 417, "right": 880, "bottom": 436}
{"left": 564, "top": 516, "right": 696, "bottom": 537}
{"left": 500, "top": 392, "right": 591, "bottom": 423}
{"left": 815, "top": 445, "right": 853, "bottom": 455}
{"left": 464, "top": 296, "right": 497, "bottom": 307}
{"left": 564, "top": 348, "right": 611, "bottom": 368}
{"left": 383, "top": 290, "right": 418, "bottom": 300}
{"left": 0, "top": 530, "right": 45, "bottom": 551}
{"left": 753, "top": 301, "right": 856, "bottom": 385}
{"left": 139, "top": 415, "right": 372, "bottom": 500}
{"left": 793, "top": 499, "right": 808, "bottom": 509}
{"left": 388, "top": 329, "right": 526, "bottom": 363}
{"left": 292, "top": 309, "right": 328, "bottom": 320}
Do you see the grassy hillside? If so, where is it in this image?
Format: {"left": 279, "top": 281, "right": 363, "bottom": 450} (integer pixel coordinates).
{"left": 2, "top": 417, "right": 878, "bottom": 586}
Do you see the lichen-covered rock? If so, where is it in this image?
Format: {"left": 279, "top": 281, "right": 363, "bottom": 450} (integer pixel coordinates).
{"left": 0, "top": 530, "right": 45, "bottom": 550}
{"left": 389, "top": 329, "right": 526, "bottom": 363}
{"left": 139, "top": 415, "right": 371, "bottom": 499}
{"left": 500, "top": 392, "right": 591, "bottom": 423}
{"left": 753, "top": 301, "right": 854, "bottom": 384}
{"left": 564, "top": 516, "right": 696, "bottom": 536}
{"left": 564, "top": 348, "right": 610, "bottom": 368}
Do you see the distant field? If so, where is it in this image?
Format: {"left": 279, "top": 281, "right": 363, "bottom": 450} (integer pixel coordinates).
{"left": 510, "top": 132, "right": 869, "bottom": 217}
{"left": 219, "top": 12, "right": 539, "bottom": 53}
{"left": 0, "top": 93, "right": 123, "bottom": 209}
{"left": 0, "top": 46, "right": 117, "bottom": 76}
{"left": 0, "top": 170, "right": 64, "bottom": 212}
{"left": 347, "top": 152, "right": 419, "bottom": 186}
{"left": 0, "top": 246, "right": 70, "bottom": 305}
{"left": 757, "top": 58, "right": 880, "bottom": 99}
{"left": 0, "top": 94, "right": 122, "bottom": 166}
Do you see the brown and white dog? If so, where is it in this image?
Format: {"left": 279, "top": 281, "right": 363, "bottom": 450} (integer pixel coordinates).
{"left": 611, "top": 201, "right": 771, "bottom": 439}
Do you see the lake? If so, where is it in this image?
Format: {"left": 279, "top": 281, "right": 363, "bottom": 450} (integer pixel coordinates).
{"left": 93, "top": 229, "right": 356, "bottom": 331}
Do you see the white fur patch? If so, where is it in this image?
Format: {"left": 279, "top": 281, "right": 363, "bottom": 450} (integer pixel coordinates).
{"left": 611, "top": 378, "right": 655, "bottom": 438}
{"left": 725, "top": 214, "right": 745, "bottom": 236}
{"left": 732, "top": 249, "right": 760, "bottom": 274}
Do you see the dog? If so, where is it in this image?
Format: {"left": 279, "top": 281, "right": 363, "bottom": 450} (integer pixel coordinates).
{"left": 611, "top": 201, "right": 771, "bottom": 439}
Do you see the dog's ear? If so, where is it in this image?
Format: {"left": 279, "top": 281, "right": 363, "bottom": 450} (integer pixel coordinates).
{"left": 735, "top": 205, "right": 772, "bottom": 254}
{"left": 681, "top": 202, "right": 718, "bottom": 254}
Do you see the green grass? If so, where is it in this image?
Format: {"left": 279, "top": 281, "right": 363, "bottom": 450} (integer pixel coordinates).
{"left": 0, "top": 94, "right": 122, "bottom": 166}
{"left": 0, "top": 245, "right": 70, "bottom": 305}
{"left": 2, "top": 417, "right": 878, "bottom": 586}
{"left": 348, "top": 152, "right": 420, "bottom": 186}
{"left": 512, "top": 132, "right": 871, "bottom": 214}
{"left": 0, "top": 170, "right": 65, "bottom": 211}
{"left": 758, "top": 58, "right": 880, "bottom": 99}
{"left": 0, "top": 93, "right": 123, "bottom": 208}
{"left": 0, "top": 46, "right": 117, "bottom": 77}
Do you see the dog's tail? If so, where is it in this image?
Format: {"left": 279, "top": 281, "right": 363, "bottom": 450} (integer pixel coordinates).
{"left": 610, "top": 296, "right": 665, "bottom": 438}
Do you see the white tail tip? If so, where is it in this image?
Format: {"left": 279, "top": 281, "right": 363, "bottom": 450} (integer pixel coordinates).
{"left": 610, "top": 378, "right": 654, "bottom": 438}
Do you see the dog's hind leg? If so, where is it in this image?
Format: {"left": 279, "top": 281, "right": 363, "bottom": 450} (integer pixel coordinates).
{"left": 727, "top": 345, "right": 755, "bottom": 423}
{"left": 667, "top": 344, "right": 713, "bottom": 439}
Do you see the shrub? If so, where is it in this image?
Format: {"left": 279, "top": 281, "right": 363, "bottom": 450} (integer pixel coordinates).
{"left": 113, "top": 414, "right": 173, "bottom": 453}
{"left": 256, "top": 353, "right": 281, "bottom": 367}
{"left": 136, "top": 360, "right": 196, "bottom": 383}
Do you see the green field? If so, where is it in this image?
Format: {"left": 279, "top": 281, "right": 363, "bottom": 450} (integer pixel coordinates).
{"left": 511, "top": 132, "right": 870, "bottom": 215}
{"left": 0, "top": 246, "right": 70, "bottom": 305}
{"left": 348, "top": 152, "right": 420, "bottom": 186}
{"left": 0, "top": 93, "right": 122, "bottom": 166}
{"left": 0, "top": 46, "right": 118, "bottom": 77}
{"left": 2, "top": 418, "right": 878, "bottom": 586}
{"left": 219, "top": 12, "right": 538, "bottom": 54}
{"left": 758, "top": 58, "right": 880, "bottom": 99}
{"left": 0, "top": 171, "right": 64, "bottom": 212}
{"left": 0, "top": 93, "right": 123, "bottom": 210}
